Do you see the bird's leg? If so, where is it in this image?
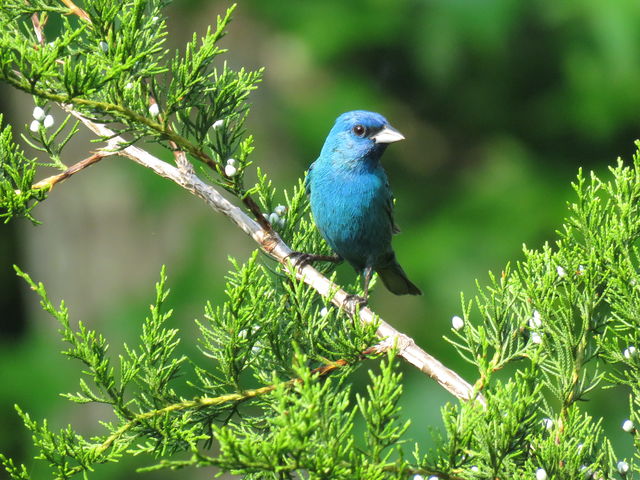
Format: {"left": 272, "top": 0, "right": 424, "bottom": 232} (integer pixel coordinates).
{"left": 344, "top": 266, "right": 373, "bottom": 310}
{"left": 362, "top": 266, "right": 374, "bottom": 299}
{"left": 288, "top": 252, "right": 343, "bottom": 268}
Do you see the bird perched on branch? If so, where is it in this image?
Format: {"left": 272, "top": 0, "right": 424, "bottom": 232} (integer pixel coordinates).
{"left": 294, "top": 110, "right": 421, "bottom": 300}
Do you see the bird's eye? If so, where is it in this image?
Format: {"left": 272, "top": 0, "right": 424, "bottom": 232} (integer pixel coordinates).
{"left": 352, "top": 124, "right": 367, "bottom": 137}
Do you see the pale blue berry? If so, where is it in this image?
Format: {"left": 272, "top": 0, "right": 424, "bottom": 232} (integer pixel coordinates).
{"left": 32, "top": 106, "right": 45, "bottom": 121}
{"left": 617, "top": 461, "right": 629, "bottom": 474}
{"left": 451, "top": 315, "right": 464, "bottom": 330}
{"left": 43, "top": 114, "right": 54, "bottom": 129}
{"left": 148, "top": 104, "right": 160, "bottom": 117}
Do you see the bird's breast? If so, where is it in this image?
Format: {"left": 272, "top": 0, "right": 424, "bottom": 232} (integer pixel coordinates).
{"left": 309, "top": 168, "right": 392, "bottom": 267}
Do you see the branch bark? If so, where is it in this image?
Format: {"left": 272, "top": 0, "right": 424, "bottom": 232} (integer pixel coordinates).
{"left": 32, "top": 152, "right": 109, "bottom": 190}
{"left": 61, "top": 106, "right": 484, "bottom": 405}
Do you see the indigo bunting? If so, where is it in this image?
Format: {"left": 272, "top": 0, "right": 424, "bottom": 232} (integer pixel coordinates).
{"left": 298, "top": 110, "right": 421, "bottom": 299}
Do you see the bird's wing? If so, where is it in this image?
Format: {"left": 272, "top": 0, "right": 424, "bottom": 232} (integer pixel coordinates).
{"left": 304, "top": 162, "right": 315, "bottom": 195}
{"left": 386, "top": 181, "right": 401, "bottom": 235}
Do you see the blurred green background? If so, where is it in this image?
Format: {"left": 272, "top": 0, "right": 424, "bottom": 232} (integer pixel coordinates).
{"left": 1, "top": 0, "right": 640, "bottom": 477}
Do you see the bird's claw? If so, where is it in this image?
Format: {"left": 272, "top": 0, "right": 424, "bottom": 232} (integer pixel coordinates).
{"left": 287, "top": 252, "right": 342, "bottom": 268}
{"left": 345, "top": 294, "right": 368, "bottom": 310}
{"left": 287, "top": 251, "right": 313, "bottom": 267}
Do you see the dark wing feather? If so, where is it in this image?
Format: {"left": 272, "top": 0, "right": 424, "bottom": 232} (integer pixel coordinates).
{"left": 304, "top": 162, "right": 315, "bottom": 195}
{"left": 386, "top": 180, "right": 401, "bottom": 234}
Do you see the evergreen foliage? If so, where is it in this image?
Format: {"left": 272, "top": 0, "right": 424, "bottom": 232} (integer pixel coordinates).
{"left": 0, "top": 117, "right": 46, "bottom": 223}
{"left": 0, "top": 1, "right": 639, "bottom": 479}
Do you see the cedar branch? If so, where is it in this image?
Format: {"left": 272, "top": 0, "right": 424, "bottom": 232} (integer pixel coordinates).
{"left": 62, "top": 106, "right": 484, "bottom": 405}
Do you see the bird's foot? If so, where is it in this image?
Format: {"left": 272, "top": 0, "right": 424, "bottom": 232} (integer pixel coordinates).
{"left": 344, "top": 293, "right": 368, "bottom": 311}
{"left": 287, "top": 252, "right": 342, "bottom": 268}
{"left": 287, "top": 251, "right": 315, "bottom": 268}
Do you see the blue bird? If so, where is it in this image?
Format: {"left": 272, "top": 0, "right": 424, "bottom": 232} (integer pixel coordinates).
{"left": 296, "top": 110, "right": 421, "bottom": 299}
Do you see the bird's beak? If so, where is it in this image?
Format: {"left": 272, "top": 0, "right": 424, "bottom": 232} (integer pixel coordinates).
{"left": 371, "top": 125, "right": 405, "bottom": 144}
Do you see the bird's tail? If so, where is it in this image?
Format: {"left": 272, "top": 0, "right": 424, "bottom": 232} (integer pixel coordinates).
{"left": 376, "top": 257, "right": 422, "bottom": 296}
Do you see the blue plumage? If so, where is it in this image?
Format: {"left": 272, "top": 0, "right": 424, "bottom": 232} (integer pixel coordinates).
{"left": 304, "top": 110, "right": 421, "bottom": 297}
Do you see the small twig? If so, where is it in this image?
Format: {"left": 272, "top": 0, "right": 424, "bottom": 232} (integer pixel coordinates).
{"left": 32, "top": 152, "right": 109, "bottom": 190}
{"left": 555, "top": 330, "right": 588, "bottom": 444}
{"left": 31, "top": 12, "right": 45, "bottom": 46}
{"left": 29, "top": 3, "right": 66, "bottom": 67}
{"left": 149, "top": 93, "right": 194, "bottom": 175}
{"left": 99, "top": 385, "right": 275, "bottom": 455}
{"left": 5, "top": 70, "right": 277, "bottom": 232}
{"left": 62, "top": 106, "right": 484, "bottom": 405}
{"left": 58, "top": 0, "right": 92, "bottom": 23}
{"left": 70, "top": 356, "right": 353, "bottom": 476}
{"left": 170, "top": 144, "right": 194, "bottom": 174}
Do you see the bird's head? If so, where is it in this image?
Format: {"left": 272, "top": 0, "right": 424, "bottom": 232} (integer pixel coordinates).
{"left": 321, "top": 110, "right": 405, "bottom": 167}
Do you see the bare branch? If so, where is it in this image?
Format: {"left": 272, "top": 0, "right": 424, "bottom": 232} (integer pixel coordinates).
{"left": 32, "top": 152, "right": 111, "bottom": 190}
{"left": 63, "top": 106, "right": 484, "bottom": 405}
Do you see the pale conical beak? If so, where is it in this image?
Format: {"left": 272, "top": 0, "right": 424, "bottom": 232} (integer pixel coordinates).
{"left": 371, "top": 125, "right": 405, "bottom": 144}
